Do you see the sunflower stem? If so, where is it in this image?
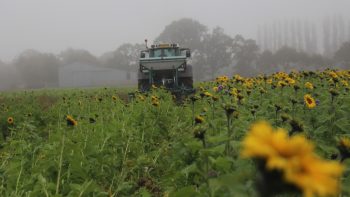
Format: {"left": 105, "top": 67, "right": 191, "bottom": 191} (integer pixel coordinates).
{"left": 56, "top": 130, "right": 66, "bottom": 195}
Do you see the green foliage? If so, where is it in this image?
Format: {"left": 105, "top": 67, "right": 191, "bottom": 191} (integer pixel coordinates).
{"left": 0, "top": 70, "right": 350, "bottom": 196}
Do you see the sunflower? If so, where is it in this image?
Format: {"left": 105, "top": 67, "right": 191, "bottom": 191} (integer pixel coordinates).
{"left": 138, "top": 95, "right": 145, "bottom": 101}
{"left": 152, "top": 100, "right": 160, "bottom": 107}
{"left": 241, "top": 121, "right": 344, "bottom": 197}
{"left": 303, "top": 94, "right": 316, "bottom": 109}
{"left": 229, "top": 88, "right": 238, "bottom": 97}
{"left": 203, "top": 91, "right": 212, "bottom": 97}
{"left": 194, "top": 115, "right": 205, "bottom": 124}
{"left": 212, "top": 95, "right": 219, "bottom": 101}
{"left": 329, "top": 71, "right": 338, "bottom": 79}
{"left": 66, "top": 115, "right": 78, "bottom": 126}
{"left": 339, "top": 137, "right": 350, "bottom": 149}
{"left": 112, "top": 95, "right": 118, "bottom": 101}
{"left": 285, "top": 77, "right": 296, "bottom": 85}
{"left": 216, "top": 75, "right": 229, "bottom": 83}
{"left": 277, "top": 80, "right": 287, "bottom": 88}
{"left": 304, "top": 82, "right": 314, "bottom": 90}
{"left": 338, "top": 137, "right": 350, "bottom": 162}
{"left": 151, "top": 95, "right": 159, "bottom": 102}
{"left": 340, "top": 80, "right": 348, "bottom": 87}
{"left": 7, "top": 117, "right": 14, "bottom": 124}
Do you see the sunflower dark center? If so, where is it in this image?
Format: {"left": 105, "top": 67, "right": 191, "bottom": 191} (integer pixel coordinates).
{"left": 307, "top": 98, "right": 312, "bottom": 104}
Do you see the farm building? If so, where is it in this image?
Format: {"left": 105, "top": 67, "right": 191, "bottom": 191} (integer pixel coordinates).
{"left": 58, "top": 63, "right": 136, "bottom": 87}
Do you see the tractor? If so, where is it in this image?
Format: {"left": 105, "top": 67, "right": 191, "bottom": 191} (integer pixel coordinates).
{"left": 137, "top": 41, "right": 194, "bottom": 97}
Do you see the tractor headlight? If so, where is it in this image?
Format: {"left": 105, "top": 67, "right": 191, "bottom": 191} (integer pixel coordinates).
{"left": 140, "top": 65, "right": 149, "bottom": 73}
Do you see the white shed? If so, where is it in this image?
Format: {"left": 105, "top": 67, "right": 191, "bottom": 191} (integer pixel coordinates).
{"left": 59, "top": 63, "right": 136, "bottom": 87}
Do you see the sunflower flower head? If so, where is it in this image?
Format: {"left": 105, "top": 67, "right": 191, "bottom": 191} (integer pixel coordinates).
{"left": 7, "top": 117, "right": 14, "bottom": 125}
{"left": 277, "top": 80, "right": 287, "bottom": 88}
{"left": 340, "top": 80, "right": 348, "bottom": 87}
{"left": 66, "top": 115, "right": 78, "bottom": 126}
{"left": 241, "top": 121, "right": 344, "bottom": 197}
{"left": 339, "top": 137, "right": 350, "bottom": 149}
{"left": 194, "top": 115, "right": 205, "bottom": 124}
{"left": 304, "top": 82, "right": 314, "bottom": 90}
{"left": 229, "top": 88, "right": 238, "bottom": 97}
{"left": 138, "top": 95, "right": 145, "bottom": 101}
{"left": 329, "top": 71, "right": 338, "bottom": 79}
{"left": 303, "top": 94, "right": 316, "bottom": 109}
{"left": 337, "top": 136, "right": 350, "bottom": 162}
{"left": 203, "top": 91, "right": 212, "bottom": 98}
{"left": 285, "top": 77, "right": 296, "bottom": 85}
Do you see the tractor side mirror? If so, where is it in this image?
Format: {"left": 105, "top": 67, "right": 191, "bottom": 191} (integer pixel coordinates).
{"left": 140, "top": 52, "right": 145, "bottom": 58}
{"left": 186, "top": 50, "right": 191, "bottom": 58}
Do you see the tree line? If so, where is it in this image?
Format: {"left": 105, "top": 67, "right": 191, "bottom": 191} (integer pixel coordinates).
{"left": 257, "top": 15, "right": 350, "bottom": 56}
{"left": 0, "top": 18, "right": 349, "bottom": 90}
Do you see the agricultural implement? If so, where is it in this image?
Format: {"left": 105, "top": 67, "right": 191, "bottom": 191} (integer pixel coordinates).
{"left": 130, "top": 41, "right": 195, "bottom": 100}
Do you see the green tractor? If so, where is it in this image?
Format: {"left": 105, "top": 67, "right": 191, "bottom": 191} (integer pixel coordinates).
{"left": 138, "top": 42, "right": 194, "bottom": 96}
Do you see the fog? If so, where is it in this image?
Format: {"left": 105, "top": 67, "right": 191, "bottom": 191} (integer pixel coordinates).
{"left": 0, "top": 0, "right": 350, "bottom": 90}
{"left": 1, "top": 0, "right": 349, "bottom": 61}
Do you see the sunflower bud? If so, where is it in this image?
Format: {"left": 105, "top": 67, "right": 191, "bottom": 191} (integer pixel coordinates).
{"left": 193, "top": 126, "right": 206, "bottom": 140}
{"left": 274, "top": 104, "right": 282, "bottom": 112}
{"left": 280, "top": 113, "right": 291, "bottom": 122}
{"left": 329, "top": 88, "right": 339, "bottom": 97}
{"left": 289, "top": 119, "right": 304, "bottom": 135}
{"left": 190, "top": 95, "right": 200, "bottom": 102}
{"left": 223, "top": 103, "right": 236, "bottom": 117}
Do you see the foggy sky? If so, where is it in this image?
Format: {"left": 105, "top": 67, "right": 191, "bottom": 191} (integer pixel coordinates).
{"left": 1, "top": 0, "right": 350, "bottom": 61}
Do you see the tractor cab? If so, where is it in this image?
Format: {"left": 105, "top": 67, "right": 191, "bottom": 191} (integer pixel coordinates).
{"left": 138, "top": 43, "right": 193, "bottom": 94}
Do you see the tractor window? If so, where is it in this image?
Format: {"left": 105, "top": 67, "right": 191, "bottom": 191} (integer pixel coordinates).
{"left": 163, "top": 48, "right": 175, "bottom": 57}
{"left": 150, "top": 49, "right": 162, "bottom": 57}
{"left": 175, "top": 49, "right": 180, "bottom": 56}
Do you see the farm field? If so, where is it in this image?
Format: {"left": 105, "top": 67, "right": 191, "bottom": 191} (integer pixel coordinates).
{"left": 1, "top": 69, "right": 350, "bottom": 197}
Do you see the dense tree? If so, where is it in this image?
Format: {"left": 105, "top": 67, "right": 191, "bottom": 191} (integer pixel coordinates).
{"left": 60, "top": 48, "right": 99, "bottom": 66}
{"left": 200, "top": 27, "right": 234, "bottom": 79}
{"left": 0, "top": 61, "right": 19, "bottom": 90}
{"left": 232, "top": 35, "right": 259, "bottom": 76}
{"left": 14, "top": 50, "right": 60, "bottom": 88}
{"left": 101, "top": 43, "right": 144, "bottom": 71}
{"left": 334, "top": 42, "right": 350, "bottom": 68}
{"left": 257, "top": 50, "right": 275, "bottom": 74}
{"left": 156, "top": 18, "right": 208, "bottom": 51}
